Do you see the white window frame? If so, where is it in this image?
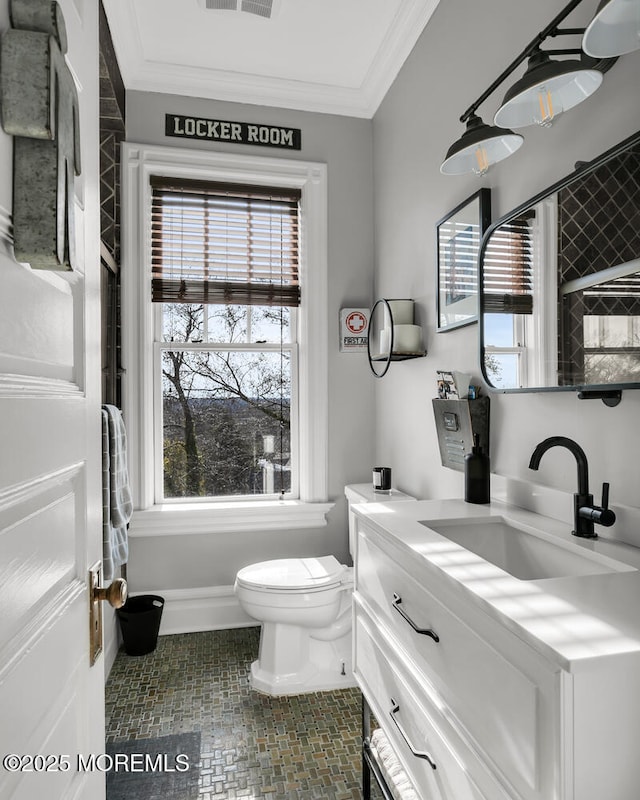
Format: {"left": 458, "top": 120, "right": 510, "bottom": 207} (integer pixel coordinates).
{"left": 122, "top": 143, "right": 332, "bottom": 534}
{"left": 532, "top": 196, "right": 558, "bottom": 386}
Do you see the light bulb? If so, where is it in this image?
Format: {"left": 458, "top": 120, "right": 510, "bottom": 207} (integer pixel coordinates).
{"left": 474, "top": 146, "right": 489, "bottom": 176}
{"left": 536, "top": 86, "right": 555, "bottom": 126}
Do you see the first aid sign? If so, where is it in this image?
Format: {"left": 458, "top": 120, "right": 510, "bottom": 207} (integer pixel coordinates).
{"left": 340, "top": 308, "right": 369, "bottom": 352}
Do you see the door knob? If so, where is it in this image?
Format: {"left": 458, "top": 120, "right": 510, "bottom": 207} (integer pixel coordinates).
{"left": 89, "top": 563, "right": 128, "bottom": 665}
{"left": 93, "top": 578, "right": 128, "bottom": 609}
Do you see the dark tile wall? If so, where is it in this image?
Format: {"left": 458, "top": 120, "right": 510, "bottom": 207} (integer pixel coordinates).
{"left": 100, "top": 1, "right": 125, "bottom": 406}
{"left": 557, "top": 141, "right": 640, "bottom": 384}
{"left": 100, "top": 127, "right": 123, "bottom": 265}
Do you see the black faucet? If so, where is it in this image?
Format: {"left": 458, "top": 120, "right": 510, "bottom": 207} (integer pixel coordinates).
{"left": 528, "top": 436, "right": 615, "bottom": 539}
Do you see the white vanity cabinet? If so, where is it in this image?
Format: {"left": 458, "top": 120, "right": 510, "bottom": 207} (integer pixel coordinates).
{"left": 353, "top": 504, "right": 640, "bottom": 800}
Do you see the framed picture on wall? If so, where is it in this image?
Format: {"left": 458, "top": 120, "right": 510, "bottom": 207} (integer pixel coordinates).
{"left": 436, "top": 188, "right": 491, "bottom": 332}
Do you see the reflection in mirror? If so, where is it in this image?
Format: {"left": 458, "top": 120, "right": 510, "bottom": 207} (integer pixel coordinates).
{"left": 480, "top": 130, "right": 640, "bottom": 392}
{"left": 437, "top": 189, "right": 491, "bottom": 331}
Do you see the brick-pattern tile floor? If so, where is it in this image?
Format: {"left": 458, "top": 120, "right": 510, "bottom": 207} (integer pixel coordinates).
{"left": 105, "top": 627, "right": 384, "bottom": 799}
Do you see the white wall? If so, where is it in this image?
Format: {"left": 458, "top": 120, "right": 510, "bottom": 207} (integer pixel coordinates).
{"left": 124, "top": 92, "right": 376, "bottom": 593}
{"left": 122, "top": 2, "right": 640, "bottom": 622}
{"left": 372, "top": 0, "right": 640, "bottom": 545}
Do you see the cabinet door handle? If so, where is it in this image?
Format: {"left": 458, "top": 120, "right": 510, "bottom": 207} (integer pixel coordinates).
{"left": 392, "top": 593, "right": 439, "bottom": 642}
{"left": 389, "top": 699, "right": 437, "bottom": 770}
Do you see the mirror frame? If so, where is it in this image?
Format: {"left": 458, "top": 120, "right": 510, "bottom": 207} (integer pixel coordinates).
{"left": 367, "top": 298, "right": 393, "bottom": 377}
{"left": 436, "top": 188, "right": 492, "bottom": 332}
{"left": 478, "top": 128, "right": 640, "bottom": 398}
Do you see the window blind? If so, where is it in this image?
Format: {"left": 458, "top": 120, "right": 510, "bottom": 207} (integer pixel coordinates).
{"left": 482, "top": 212, "right": 534, "bottom": 314}
{"left": 151, "top": 177, "right": 301, "bottom": 307}
{"left": 582, "top": 273, "right": 640, "bottom": 315}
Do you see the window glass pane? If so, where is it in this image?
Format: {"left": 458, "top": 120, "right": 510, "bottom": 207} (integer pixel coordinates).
{"left": 162, "top": 303, "right": 204, "bottom": 342}
{"left": 162, "top": 303, "right": 291, "bottom": 344}
{"left": 484, "top": 352, "right": 519, "bottom": 389}
{"left": 583, "top": 315, "right": 640, "bottom": 348}
{"left": 582, "top": 316, "right": 598, "bottom": 348}
{"left": 206, "top": 304, "right": 291, "bottom": 344}
{"left": 206, "top": 305, "right": 248, "bottom": 343}
{"left": 584, "top": 353, "right": 640, "bottom": 384}
{"left": 161, "top": 349, "right": 291, "bottom": 498}
{"left": 484, "top": 314, "right": 517, "bottom": 347}
{"left": 249, "top": 306, "right": 292, "bottom": 344}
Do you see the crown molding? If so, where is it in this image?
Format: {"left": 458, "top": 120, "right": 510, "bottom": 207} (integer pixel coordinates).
{"left": 361, "top": 0, "right": 440, "bottom": 116}
{"left": 103, "top": 0, "right": 440, "bottom": 118}
{"left": 124, "top": 61, "right": 376, "bottom": 117}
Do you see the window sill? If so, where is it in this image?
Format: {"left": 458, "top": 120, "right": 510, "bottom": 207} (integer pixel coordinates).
{"left": 128, "top": 499, "right": 335, "bottom": 537}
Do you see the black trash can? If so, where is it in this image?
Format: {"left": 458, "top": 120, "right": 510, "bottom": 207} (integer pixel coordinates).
{"left": 116, "top": 595, "right": 165, "bottom": 656}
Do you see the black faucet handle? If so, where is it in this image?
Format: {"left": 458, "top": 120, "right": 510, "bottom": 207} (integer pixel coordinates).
{"left": 577, "top": 482, "right": 616, "bottom": 532}
{"left": 598, "top": 482, "right": 616, "bottom": 527}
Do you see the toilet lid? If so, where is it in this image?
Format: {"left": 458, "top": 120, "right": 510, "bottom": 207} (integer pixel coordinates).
{"left": 236, "top": 555, "right": 345, "bottom": 591}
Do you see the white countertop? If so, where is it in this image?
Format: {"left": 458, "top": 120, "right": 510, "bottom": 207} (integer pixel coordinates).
{"left": 353, "top": 497, "right": 640, "bottom": 673}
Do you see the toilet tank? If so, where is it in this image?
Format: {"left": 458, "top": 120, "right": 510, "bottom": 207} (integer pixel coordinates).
{"left": 344, "top": 483, "right": 416, "bottom": 559}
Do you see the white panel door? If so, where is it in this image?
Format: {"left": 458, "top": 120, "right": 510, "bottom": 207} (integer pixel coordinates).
{"left": 0, "top": 1, "right": 105, "bottom": 798}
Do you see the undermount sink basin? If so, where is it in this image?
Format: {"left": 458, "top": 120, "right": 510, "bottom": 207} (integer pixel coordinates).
{"left": 419, "top": 516, "right": 635, "bottom": 581}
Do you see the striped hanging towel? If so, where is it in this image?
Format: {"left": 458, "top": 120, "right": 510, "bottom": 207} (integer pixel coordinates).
{"left": 101, "top": 405, "right": 133, "bottom": 580}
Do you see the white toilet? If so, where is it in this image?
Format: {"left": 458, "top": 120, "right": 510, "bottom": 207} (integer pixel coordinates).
{"left": 234, "top": 483, "right": 415, "bottom": 695}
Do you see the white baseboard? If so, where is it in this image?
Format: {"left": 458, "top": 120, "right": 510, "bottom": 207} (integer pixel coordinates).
{"left": 133, "top": 585, "right": 257, "bottom": 636}
{"left": 103, "top": 586, "right": 255, "bottom": 679}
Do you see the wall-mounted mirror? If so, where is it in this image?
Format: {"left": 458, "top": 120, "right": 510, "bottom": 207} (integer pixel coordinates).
{"left": 479, "top": 129, "right": 640, "bottom": 396}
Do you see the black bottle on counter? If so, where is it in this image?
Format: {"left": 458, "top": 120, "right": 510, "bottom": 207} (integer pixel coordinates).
{"left": 464, "top": 433, "right": 490, "bottom": 504}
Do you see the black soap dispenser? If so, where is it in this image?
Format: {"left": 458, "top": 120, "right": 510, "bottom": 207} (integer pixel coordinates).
{"left": 464, "top": 433, "right": 490, "bottom": 504}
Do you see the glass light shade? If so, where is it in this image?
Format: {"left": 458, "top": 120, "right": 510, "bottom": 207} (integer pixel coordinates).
{"left": 493, "top": 51, "right": 603, "bottom": 130}
{"left": 440, "top": 115, "right": 524, "bottom": 176}
{"left": 582, "top": 0, "right": 640, "bottom": 57}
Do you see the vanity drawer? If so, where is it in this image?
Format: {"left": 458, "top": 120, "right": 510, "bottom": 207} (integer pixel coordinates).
{"left": 356, "top": 526, "right": 559, "bottom": 800}
{"left": 355, "top": 603, "right": 513, "bottom": 800}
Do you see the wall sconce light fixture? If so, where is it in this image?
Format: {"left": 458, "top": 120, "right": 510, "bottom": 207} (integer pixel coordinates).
{"left": 441, "top": 0, "right": 627, "bottom": 176}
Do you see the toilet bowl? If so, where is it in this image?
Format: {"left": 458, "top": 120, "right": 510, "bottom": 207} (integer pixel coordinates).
{"left": 235, "top": 555, "right": 354, "bottom": 695}
{"left": 234, "top": 483, "right": 416, "bottom": 695}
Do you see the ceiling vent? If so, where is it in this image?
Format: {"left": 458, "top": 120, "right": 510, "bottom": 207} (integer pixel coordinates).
{"left": 241, "top": 0, "right": 273, "bottom": 18}
{"left": 204, "top": 0, "right": 275, "bottom": 18}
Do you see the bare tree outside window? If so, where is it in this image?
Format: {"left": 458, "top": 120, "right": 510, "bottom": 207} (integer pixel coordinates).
{"left": 583, "top": 315, "right": 640, "bottom": 384}
{"left": 162, "top": 303, "right": 292, "bottom": 499}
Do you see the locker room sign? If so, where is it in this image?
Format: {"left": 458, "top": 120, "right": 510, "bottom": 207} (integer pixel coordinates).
{"left": 166, "top": 114, "right": 302, "bottom": 150}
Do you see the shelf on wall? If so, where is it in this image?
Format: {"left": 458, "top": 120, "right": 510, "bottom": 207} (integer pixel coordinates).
{"left": 368, "top": 299, "right": 426, "bottom": 377}
{"left": 370, "top": 351, "right": 426, "bottom": 362}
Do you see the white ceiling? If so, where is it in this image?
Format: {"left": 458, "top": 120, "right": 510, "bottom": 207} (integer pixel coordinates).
{"left": 102, "top": 0, "right": 440, "bottom": 118}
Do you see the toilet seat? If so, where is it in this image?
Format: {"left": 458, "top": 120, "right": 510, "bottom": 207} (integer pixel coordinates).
{"left": 236, "top": 555, "right": 346, "bottom": 592}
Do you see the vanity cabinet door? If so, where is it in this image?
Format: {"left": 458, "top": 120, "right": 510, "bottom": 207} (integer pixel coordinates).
{"left": 356, "top": 524, "right": 561, "bottom": 800}
{"left": 355, "top": 602, "right": 515, "bottom": 800}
